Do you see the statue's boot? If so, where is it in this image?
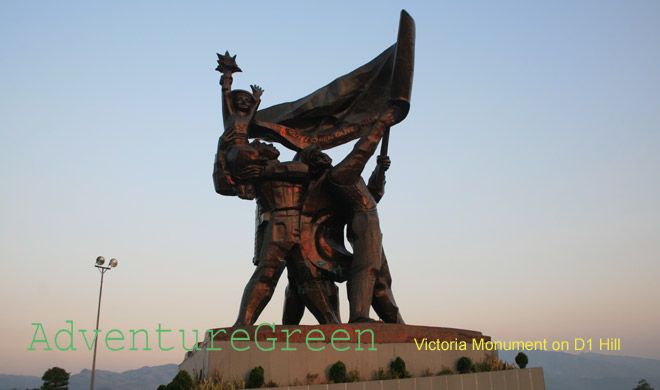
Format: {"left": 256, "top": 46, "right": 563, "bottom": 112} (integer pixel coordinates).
{"left": 372, "top": 284, "right": 404, "bottom": 324}
{"left": 233, "top": 271, "right": 278, "bottom": 326}
{"left": 347, "top": 278, "right": 377, "bottom": 323}
{"left": 282, "top": 281, "right": 305, "bottom": 325}
{"left": 371, "top": 256, "right": 404, "bottom": 324}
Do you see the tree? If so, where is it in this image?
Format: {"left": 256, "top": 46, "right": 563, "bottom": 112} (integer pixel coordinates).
{"left": 456, "top": 357, "right": 473, "bottom": 374}
{"left": 634, "top": 379, "right": 654, "bottom": 390}
{"left": 41, "top": 367, "right": 69, "bottom": 390}
{"left": 247, "top": 366, "right": 265, "bottom": 388}
{"left": 390, "top": 357, "right": 411, "bottom": 379}
{"left": 515, "top": 352, "right": 529, "bottom": 369}
{"left": 328, "top": 361, "right": 346, "bottom": 383}
{"left": 166, "top": 370, "right": 194, "bottom": 390}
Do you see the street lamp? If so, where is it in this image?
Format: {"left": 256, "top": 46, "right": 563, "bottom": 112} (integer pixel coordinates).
{"left": 90, "top": 256, "right": 118, "bottom": 390}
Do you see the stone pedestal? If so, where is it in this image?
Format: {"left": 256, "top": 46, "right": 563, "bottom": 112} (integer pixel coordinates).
{"left": 180, "top": 324, "right": 494, "bottom": 385}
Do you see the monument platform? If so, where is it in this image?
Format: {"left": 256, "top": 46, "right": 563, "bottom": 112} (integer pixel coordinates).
{"left": 180, "top": 324, "right": 496, "bottom": 386}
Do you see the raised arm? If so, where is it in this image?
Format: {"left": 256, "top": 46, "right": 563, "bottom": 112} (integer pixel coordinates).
{"left": 220, "top": 74, "right": 234, "bottom": 121}
{"left": 367, "top": 155, "right": 391, "bottom": 203}
{"left": 329, "top": 107, "right": 397, "bottom": 186}
{"left": 216, "top": 51, "right": 242, "bottom": 122}
{"left": 248, "top": 85, "right": 263, "bottom": 118}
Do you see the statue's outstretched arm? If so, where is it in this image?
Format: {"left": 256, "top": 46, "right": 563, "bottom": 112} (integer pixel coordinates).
{"left": 249, "top": 85, "right": 263, "bottom": 118}
{"left": 367, "top": 155, "right": 391, "bottom": 203}
{"left": 220, "top": 74, "right": 234, "bottom": 121}
{"left": 330, "top": 108, "right": 397, "bottom": 186}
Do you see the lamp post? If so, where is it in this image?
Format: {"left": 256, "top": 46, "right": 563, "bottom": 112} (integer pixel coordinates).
{"left": 90, "top": 256, "right": 118, "bottom": 390}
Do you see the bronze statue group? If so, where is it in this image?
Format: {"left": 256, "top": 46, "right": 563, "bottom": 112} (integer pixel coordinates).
{"left": 213, "top": 33, "right": 413, "bottom": 326}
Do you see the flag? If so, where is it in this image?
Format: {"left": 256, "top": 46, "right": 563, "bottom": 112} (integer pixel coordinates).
{"left": 250, "top": 10, "right": 415, "bottom": 151}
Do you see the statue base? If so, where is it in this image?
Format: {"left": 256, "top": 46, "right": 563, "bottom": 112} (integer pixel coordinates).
{"left": 180, "top": 324, "right": 497, "bottom": 385}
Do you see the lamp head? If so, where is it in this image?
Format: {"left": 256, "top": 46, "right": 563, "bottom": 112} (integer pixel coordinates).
{"left": 96, "top": 256, "right": 105, "bottom": 266}
{"left": 109, "top": 258, "right": 118, "bottom": 268}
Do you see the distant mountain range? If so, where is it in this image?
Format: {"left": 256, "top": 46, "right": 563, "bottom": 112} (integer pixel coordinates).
{"left": 499, "top": 350, "right": 660, "bottom": 390}
{"left": 2, "top": 352, "right": 659, "bottom": 390}
{"left": 0, "top": 364, "right": 178, "bottom": 390}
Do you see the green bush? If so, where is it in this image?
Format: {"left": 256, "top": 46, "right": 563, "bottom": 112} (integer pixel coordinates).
{"left": 305, "top": 372, "right": 319, "bottom": 385}
{"left": 247, "top": 366, "right": 265, "bottom": 389}
{"left": 515, "top": 352, "right": 529, "bottom": 369}
{"left": 347, "top": 369, "right": 361, "bottom": 382}
{"left": 473, "top": 359, "right": 492, "bottom": 372}
{"left": 166, "top": 370, "right": 194, "bottom": 390}
{"left": 437, "top": 367, "right": 454, "bottom": 376}
{"left": 456, "top": 357, "right": 473, "bottom": 374}
{"left": 390, "top": 357, "right": 411, "bottom": 378}
{"left": 329, "top": 361, "right": 347, "bottom": 383}
{"left": 633, "top": 379, "right": 654, "bottom": 390}
{"left": 374, "top": 368, "right": 395, "bottom": 380}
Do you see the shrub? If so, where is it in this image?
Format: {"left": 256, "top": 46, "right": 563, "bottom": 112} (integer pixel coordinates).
{"left": 374, "top": 368, "right": 395, "bottom": 380}
{"left": 633, "top": 379, "right": 654, "bottom": 390}
{"left": 166, "top": 370, "right": 194, "bottom": 390}
{"left": 437, "top": 367, "right": 454, "bottom": 376}
{"left": 305, "top": 372, "right": 319, "bottom": 385}
{"left": 456, "top": 357, "right": 473, "bottom": 374}
{"left": 347, "top": 369, "right": 361, "bottom": 382}
{"left": 247, "top": 366, "right": 265, "bottom": 389}
{"left": 390, "top": 357, "right": 411, "bottom": 378}
{"left": 265, "top": 380, "right": 278, "bottom": 388}
{"left": 234, "top": 376, "right": 246, "bottom": 389}
{"left": 474, "top": 358, "right": 493, "bottom": 372}
{"left": 329, "top": 361, "right": 347, "bottom": 383}
{"left": 476, "top": 353, "right": 514, "bottom": 372}
{"left": 515, "top": 352, "right": 528, "bottom": 369}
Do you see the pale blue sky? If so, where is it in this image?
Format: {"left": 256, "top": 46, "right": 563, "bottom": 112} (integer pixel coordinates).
{"left": 1, "top": 0, "right": 659, "bottom": 376}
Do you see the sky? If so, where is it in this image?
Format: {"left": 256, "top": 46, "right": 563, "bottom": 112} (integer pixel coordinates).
{"left": 1, "top": 0, "right": 659, "bottom": 377}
